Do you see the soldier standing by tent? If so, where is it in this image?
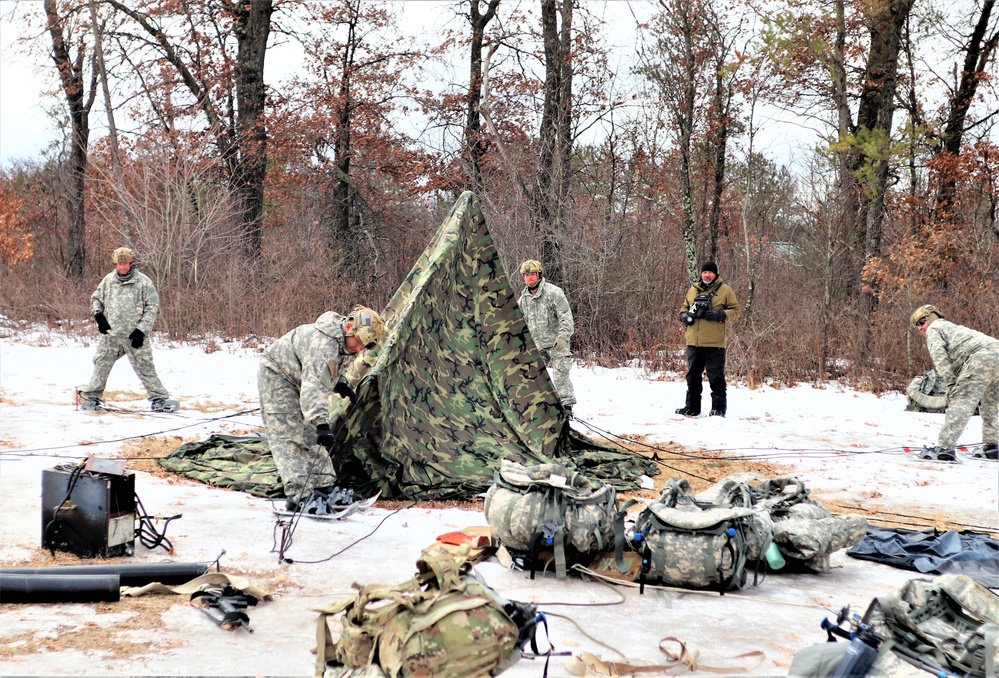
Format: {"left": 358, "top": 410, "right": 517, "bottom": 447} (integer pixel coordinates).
{"left": 258, "top": 307, "right": 384, "bottom": 513}
{"left": 79, "top": 247, "right": 175, "bottom": 412}
{"left": 911, "top": 304, "right": 999, "bottom": 461}
{"left": 675, "top": 261, "right": 740, "bottom": 418}
{"left": 518, "top": 260, "right": 576, "bottom": 417}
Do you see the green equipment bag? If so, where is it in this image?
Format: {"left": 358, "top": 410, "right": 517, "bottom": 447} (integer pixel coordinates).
{"left": 700, "top": 473, "right": 867, "bottom": 573}
{"left": 483, "top": 460, "right": 618, "bottom": 579}
{"left": 314, "top": 546, "right": 538, "bottom": 678}
{"left": 789, "top": 573, "right": 998, "bottom": 677}
{"left": 866, "top": 573, "right": 999, "bottom": 676}
{"left": 614, "top": 478, "right": 764, "bottom": 591}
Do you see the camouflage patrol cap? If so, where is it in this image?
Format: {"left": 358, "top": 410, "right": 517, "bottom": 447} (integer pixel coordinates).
{"left": 111, "top": 247, "right": 135, "bottom": 264}
{"left": 346, "top": 306, "right": 384, "bottom": 349}
{"left": 520, "top": 259, "right": 543, "bottom": 275}
{"left": 911, "top": 304, "right": 944, "bottom": 327}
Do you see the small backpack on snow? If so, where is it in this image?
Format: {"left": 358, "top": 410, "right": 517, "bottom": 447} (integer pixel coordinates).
{"left": 484, "top": 460, "right": 618, "bottom": 578}
{"left": 314, "top": 547, "right": 538, "bottom": 678}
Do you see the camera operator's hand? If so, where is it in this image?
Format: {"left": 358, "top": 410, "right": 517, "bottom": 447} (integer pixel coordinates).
{"left": 703, "top": 309, "right": 726, "bottom": 322}
{"left": 679, "top": 311, "right": 694, "bottom": 326}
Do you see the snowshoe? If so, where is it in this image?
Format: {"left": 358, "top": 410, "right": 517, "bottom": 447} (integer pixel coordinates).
{"left": 274, "top": 491, "right": 380, "bottom": 521}
{"left": 151, "top": 398, "right": 180, "bottom": 412}
{"left": 917, "top": 446, "right": 957, "bottom": 462}
{"left": 968, "top": 443, "right": 998, "bottom": 460}
{"left": 80, "top": 398, "right": 108, "bottom": 412}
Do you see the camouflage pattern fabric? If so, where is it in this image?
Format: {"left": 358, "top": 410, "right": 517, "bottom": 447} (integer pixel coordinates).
{"left": 157, "top": 192, "right": 657, "bottom": 499}
{"left": 90, "top": 268, "right": 160, "bottom": 338}
{"left": 693, "top": 473, "right": 868, "bottom": 573}
{"left": 314, "top": 547, "right": 532, "bottom": 678}
{"left": 333, "top": 191, "right": 654, "bottom": 499}
{"left": 259, "top": 312, "right": 352, "bottom": 501}
{"left": 923, "top": 320, "right": 999, "bottom": 449}
{"left": 622, "top": 478, "right": 760, "bottom": 590}
{"left": 484, "top": 460, "right": 618, "bottom": 578}
{"left": 519, "top": 279, "right": 576, "bottom": 407}
{"left": 905, "top": 370, "right": 949, "bottom": 413}
{"left": 866, "top": 573, "right": 999, "bottom": 676}
{"left": 81, "top": 268, "right": 169, "bottom": 402}
{"left": 158, "top": 434, "right": 283, "bottom": 498}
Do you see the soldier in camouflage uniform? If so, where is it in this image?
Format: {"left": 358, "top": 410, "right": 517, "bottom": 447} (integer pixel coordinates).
{"left": 517, "top": 260, "right": 576, "bottom": 415}
{"left": 912, "top": 304, "right": 999, "bottom": 460}
{"left": 258, "top": 306, "right": 384, "bottom": 511}
{"left": 80, "top": 247, "right": 172, "bottom": 411}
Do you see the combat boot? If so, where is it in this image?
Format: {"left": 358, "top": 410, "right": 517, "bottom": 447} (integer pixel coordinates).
{"left": 675, "top": 407, "right": 699, "bottom": 416}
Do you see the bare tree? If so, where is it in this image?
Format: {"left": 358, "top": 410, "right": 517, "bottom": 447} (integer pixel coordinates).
{"left": 103, "top": 0, "right": 273, "bottom": 257}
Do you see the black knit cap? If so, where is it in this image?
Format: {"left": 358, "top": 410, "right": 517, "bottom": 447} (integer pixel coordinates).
{"left": 700, "top": 261, "right": 718, "bottom": 275}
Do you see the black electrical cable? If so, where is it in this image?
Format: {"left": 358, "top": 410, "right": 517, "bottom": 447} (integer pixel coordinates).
{"left": 284, "top": 502, "right": 415, "bottom": 565}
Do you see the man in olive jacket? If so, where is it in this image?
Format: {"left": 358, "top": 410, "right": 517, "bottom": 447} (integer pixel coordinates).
{"left": 912, "top": 304, "right": 998, "bottom": 461}
{"left": 676, "top": 261, "right": 740, "bottom": 417}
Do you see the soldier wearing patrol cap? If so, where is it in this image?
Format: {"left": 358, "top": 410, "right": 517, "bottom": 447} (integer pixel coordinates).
{"left": 911, "top": 304, "right": 999, "bottom": 460}
{"left": 79, "top": 247, "right": 173, "bottom": 411}
{"left": 518, "top": 259, "right": 576, "bottom": 416}
{"left": 258, "top": 306, "right": 385, "bottom": 513}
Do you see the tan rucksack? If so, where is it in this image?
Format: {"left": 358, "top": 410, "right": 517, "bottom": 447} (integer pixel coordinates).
{"left": 483, "top": 460, "right": 618, "bottom": 578}
{"left": 314, "top": 547, "right": 537, "bottom": 678}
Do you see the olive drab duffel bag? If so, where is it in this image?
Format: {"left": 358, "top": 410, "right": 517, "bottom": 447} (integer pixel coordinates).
{"left": 613, "top": 478, "right": 766, "bottom": 591}
{"left": 484, "top": 460, "right": 618, "bottom": 579}
{"left": 314, "top": 546, "right": 538, "bottom": 678}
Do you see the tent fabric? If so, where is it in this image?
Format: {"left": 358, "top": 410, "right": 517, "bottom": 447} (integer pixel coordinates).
{"left": 159, "top": 434, "right": 283, "bottom": 498}
{"left": 160, "top": 192, "right": 658, "bottom": 500}
{"left": 847, "top": 527, "right": 999, "bottom": 588}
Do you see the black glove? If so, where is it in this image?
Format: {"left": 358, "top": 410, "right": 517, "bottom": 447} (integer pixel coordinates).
{"left": 95, "top": 312, "right": 111, "bottom": 334}
{"left": 333, "top": 380, "right": 357, "bottom": 406}
{"left": 704, "top": 309, "right": 726, "bottom": 322}
{"left": 128, "top": 329, "right": 145, "bottom": 348}
{"left": 679, "top": 312, "right": 694, "bottom": 326}
{"left": 316, "top": 424, "right": 337, "bottom": 450}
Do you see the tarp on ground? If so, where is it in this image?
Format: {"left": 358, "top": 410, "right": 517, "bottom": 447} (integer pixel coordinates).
{"left": 847, "top": 527, "right": 999, "bottom": 588}
{"left": 160, "top": 192, "right": 658, "bottom": 499}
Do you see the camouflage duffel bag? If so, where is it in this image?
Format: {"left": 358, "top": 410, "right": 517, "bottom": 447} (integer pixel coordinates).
{"left": 484, "top": 459, "right": 618, "bottom": 579}
{"left": 616, "top": 478, "right": 761, "bottom": 591}
{"left": 866, "top": 573, "right": 999, "bottom": 676}
{"left": 315, "top": 546, "right": 538, "bottom": 678}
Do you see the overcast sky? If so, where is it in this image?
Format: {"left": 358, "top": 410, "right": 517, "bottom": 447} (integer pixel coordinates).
{"left": 0, "top": 1, "right": 818, "bottom": 170}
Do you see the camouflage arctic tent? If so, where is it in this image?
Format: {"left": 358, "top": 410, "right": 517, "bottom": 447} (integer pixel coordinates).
{"left": 162, "top": 191, "right": 655, "bottom": 499}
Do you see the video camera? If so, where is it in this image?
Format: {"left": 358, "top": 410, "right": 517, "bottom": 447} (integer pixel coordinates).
{"left": 681, "top": 293, "right": 715, "bottom": 326}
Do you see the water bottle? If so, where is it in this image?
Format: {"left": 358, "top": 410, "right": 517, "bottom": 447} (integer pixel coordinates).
{"left": 831, "top": 637, "right": 878, "bottom": 678}
{"left": 765, "top": 542, "right": 786, "bottom": 570}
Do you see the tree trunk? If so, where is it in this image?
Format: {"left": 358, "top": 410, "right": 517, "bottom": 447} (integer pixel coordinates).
{"left": 852, "top": 0, "right": 914, "bottom": 318}
{"left": 534, "top": 0, "right": 571, "bottom": 286}
{"left": 45, "top": 0, "right": 97, "bottom": 278}
{"left": 464, "top": 0, "right": 500, "bottom": 193}
{"left": 232, "top": 0, "right": 273, "bottom": 257}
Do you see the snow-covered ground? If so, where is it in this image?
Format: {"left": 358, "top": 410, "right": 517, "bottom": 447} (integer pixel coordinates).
{"left": 1, "top": 329, "right": 996, "bottom": 676}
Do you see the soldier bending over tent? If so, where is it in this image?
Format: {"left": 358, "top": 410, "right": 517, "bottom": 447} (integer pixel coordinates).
{"left": 258, "top": 306, "right": 384, "bottom": 513}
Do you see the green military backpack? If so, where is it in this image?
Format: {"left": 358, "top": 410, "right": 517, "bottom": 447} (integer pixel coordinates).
{"left": 614, "top": 478, "right": 767, "bottom": 592}
{"left": 314, "top": 547, "right": 538, "bottom": 678}
{"left": 483, "top": 460, "right": 618, "bottom": 579}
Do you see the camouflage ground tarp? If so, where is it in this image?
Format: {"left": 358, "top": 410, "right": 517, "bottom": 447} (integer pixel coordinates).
{"left": 159, "top": 434, "right": 283, "bottom": 498}
{"left": 160, "top": 192, "right": 657, "bottom": 499}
